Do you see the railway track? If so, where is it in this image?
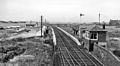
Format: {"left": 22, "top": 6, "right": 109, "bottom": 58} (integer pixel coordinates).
{"left": 61, "top": 29, "right": 104, "bottom": 66}
{"left": 53, "top": 27, "right": 104, "bottom": 66}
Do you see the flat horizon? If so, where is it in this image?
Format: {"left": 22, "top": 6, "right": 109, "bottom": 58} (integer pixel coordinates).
{"left": 0, "top": 0, "right": 120, "bottom": 23}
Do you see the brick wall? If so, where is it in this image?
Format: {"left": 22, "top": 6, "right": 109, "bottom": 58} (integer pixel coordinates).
{"left": 98, "top": 32, "right": 107, "bottom": 42}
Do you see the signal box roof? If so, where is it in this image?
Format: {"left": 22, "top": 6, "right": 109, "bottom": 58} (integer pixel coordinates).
{"left": 79, "top": 24, "right": 107, "bottom": 32}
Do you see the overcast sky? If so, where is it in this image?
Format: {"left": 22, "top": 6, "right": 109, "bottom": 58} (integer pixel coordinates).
{"left": 0, "top": 0, "right": 120, "bottom": 23}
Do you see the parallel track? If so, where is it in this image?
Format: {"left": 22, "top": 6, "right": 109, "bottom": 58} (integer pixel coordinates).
{"left": 53, "top": 27, "right": 104, "bottom": 66}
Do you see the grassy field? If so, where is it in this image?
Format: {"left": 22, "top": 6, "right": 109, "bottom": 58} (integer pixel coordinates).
{"left": 0, "top": 27, "right": 54, "bottom": 66}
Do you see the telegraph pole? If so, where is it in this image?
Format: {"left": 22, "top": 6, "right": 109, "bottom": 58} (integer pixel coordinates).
{"left": 45, "top": 19, "right": 46, "bottom": 23}
{"left": 99, "top": 13, "right": 101, "bottom": 25}
{"left": 45, "top": 18, "right": 47, "bottom": 26}
{"left": 79, "top": 13, "right": 84, "bottom": 38}
{"left": 41, "top": 15, "right": 43, "bottom": 37}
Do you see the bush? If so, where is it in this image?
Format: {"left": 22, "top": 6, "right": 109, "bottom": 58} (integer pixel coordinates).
{"left": 15, "top": 48, "right": 26, "bottom": 55}
{"left": 44, "top": 39, "right": 50, "bottom": 44}
{"left": 0, "top": 45, "right": 26, "bottom": 62}
{"left": 44, "top": 39, "right": 53, "bottom": 46}
{"left": 0, "top": 54, "right": 10, "bottom": 62}
{"left": 0, "top": 47, "right": 7, "bottom": 53}
{"left": 15, "top": 43, "right": 24, "bottom": 47}
{"left": 5, "top": 46, "right": 19, "bottom": 52}
{"left": 113, "top": 50, "right": 120, "bottom": 57}
{"left": 6, "top": 51, "right": 15, "bottom": 59}
{"left": 11, "top": 37, "right": 25, "bottom": 42}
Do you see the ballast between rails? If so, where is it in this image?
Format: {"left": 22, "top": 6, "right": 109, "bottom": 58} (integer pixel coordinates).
{"left": 53, "top": 27, "right": 104, "bottom": 66}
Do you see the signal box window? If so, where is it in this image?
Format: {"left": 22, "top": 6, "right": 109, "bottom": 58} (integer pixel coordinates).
{"left": 90, "top": 33, "right": 98, "bottom": 40}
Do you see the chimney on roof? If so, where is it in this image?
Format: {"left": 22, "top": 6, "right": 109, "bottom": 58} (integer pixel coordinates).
{"left": 103, "top": 22, "right": 105, "bottom": 29}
